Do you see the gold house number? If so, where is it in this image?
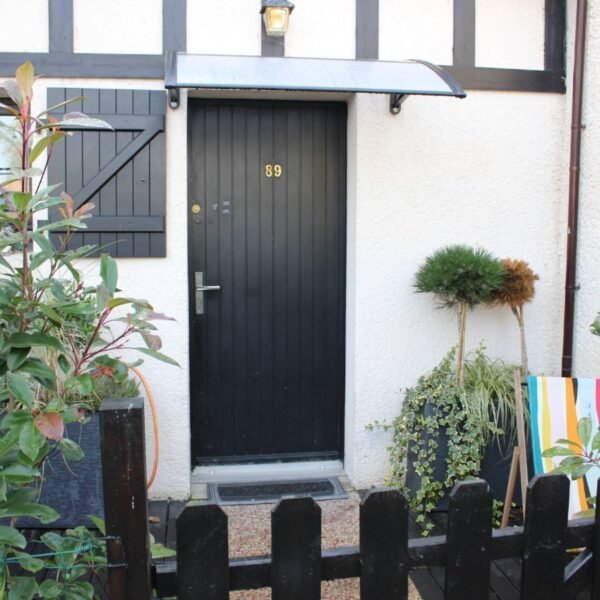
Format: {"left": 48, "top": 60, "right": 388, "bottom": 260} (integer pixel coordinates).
{"left": 264, "top": 163, "right": 283, "bottom": 178}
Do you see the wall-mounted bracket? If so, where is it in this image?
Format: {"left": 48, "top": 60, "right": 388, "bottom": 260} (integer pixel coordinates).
{"left": 168, "top": 88, "right": 180, "bottom": 109}
{"left": 389, "top": 93, "right": 407, "bottom": 115}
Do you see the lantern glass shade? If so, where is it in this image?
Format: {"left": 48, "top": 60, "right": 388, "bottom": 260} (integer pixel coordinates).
{"left": 263, "top": 6, "right": 291, "bottom": 36}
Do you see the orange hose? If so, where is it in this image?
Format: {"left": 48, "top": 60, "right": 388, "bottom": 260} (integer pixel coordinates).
{"left": 129, "top": 366, "right": 159, "bottom": 489}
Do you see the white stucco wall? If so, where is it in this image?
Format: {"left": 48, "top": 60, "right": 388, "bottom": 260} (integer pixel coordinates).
{"left": 187, "top": 0, "right": 261, "bottom": 56}
{"left": 0, "top": 0, "right": 48, "bottom": 52}
{"left": 379, "top": 0, "right": 453, "bottom": 65}
{"left": 476, "top": 0, "right": 545, "bottom": 70}
{"left": 284, "top": 0, "right": 355, "bottom": 59}
{"left": 572, "top": 0, "right": 600, "bottom": 377}
{"left": 10, "top": 0, "right": 594, "bottom": 494}
{"left": 73, "top": 0, "right": 163, "bottom": 55}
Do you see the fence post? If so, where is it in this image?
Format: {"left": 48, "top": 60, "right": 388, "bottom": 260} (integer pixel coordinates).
{"left": 360, "top": 489, "right": 409, "bottom": 600}
{"left": 521, "top": 473, "right": 569, "bottom": 600}
{"left": 444, "top": 480, "right": 492, "bottom": 600}
{"left": 100, "top": 398, "right": 152, "bottom": 600}
{"left": 272, "top": 496, "right": 321, "bottom": 600}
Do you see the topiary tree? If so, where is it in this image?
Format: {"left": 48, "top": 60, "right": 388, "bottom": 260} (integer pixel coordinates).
{"left": 414, "top": 245, "right": 505, "bottom": 384}
{"left": 491, "top": 258, "right": 539, "bottom": 376}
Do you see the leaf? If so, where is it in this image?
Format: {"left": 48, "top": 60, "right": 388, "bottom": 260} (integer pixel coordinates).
{"left": 65, "top": 373, "right": 94, "bottom": 395}
{"left": 38, "top": 304, "right": 63, "bottom": 325}
{"left": 0, "top": 476, "right": 7, "bottom": 502}
{"left": 1, "top": 79, "right": 22, "bottom": 104}
{"left": 0, "top": 429, "right": 19, "bottom": 456}
{"left": 8, "top": 576, "right": 38, "bottom": 600}
{"left": 34, "top": 413, "right": 64, "bottom": 441}
{"left": 59, "top": 438, "right": 84, "bottom": 462}
{"left": 18, "top": 420, "right": 46, "bottom": 461}
{"left": 542, "top": 446, "right": 577, "bottom": 457}
{"left": 6, "top": 347, "right": 30, "bottom": 371}
{"left": 18, "top": 359, "right": 57, "bottom": 389}
{"left": 100, "top": 254, "right": 118, "bottom": 293}
{"left": 106, "top": 297, "right": 132, "bottom": 309}
{"left": 58, "top": 354, "right": 71, "bottom": 375}
{"left": 133, "top": 347, "right": 180, "bottom": 367}
{"left": 39, "top": 580, "right": 63, "bottom": 598}
{"left": 0, "top": 525, "right": 26, "bottom": 549}
{"left": 15, "top": 61, "right": 35, "bottom": 100}
{"left": 141, "top": 331, "right": 162, "bottom": 351}
{"left": 8, "top": 332, "right": 66, "bottom": 353}
{"left": 2, "top": 464, "right": 40, "bottom": 484}
{"left": 15, "top": 552, "right": 45, "bottom": 574}
{"left": 88, "top": 515, "right": 106, "bottom": 535}
{"left": 592, "top": 430, "right": 600, "bottom": 452}
{"left": 11, "top": 192, "right": 31, "bottom": 212}
{"left": 147, "top": 312, "right": 176, "bottom": 322}
{"left": 578, "top": 417, "right": 592, "bottom": 448}
{"left": 28, "top": 131, "right": 65, "bottom": 164}
{"left": 7, "top": 372, "right": 33, "bottom": 407}
{"left": 151, "top": 543, "right": 177, "bottom": 559}
{"left": 56, "top": 116, "right": 113, "bottom": 130}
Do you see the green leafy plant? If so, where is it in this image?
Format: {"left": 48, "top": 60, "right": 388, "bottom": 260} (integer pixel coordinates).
{"left": 371, "top": 348, "right": 522, "bottom": 533}
{"left": 591, "top": 313, "right": 600, "bottom": 337}
{"left": 414, "top": 245, "right": 505, "bottom": 384}
{"left": 542, "top": 416, "right": 599, "bottom": 518}
{"left": 0, "top": 61, "right": 178, "bottom": 596}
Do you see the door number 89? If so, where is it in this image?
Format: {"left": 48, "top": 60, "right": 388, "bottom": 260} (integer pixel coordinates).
{"left": 265, "top": 164, "right": 283, "bottom": 178}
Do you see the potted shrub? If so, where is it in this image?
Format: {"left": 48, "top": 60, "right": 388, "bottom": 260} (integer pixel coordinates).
{"left": 414, "top": 245, "right": 505, "bottom": 384}
{"left": 0, "top": 62, "right": 177, "bottom": 532}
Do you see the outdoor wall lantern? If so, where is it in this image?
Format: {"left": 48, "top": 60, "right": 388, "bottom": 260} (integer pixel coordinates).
{"left": 261, "top": 0, "right": 295, "bottom": 37}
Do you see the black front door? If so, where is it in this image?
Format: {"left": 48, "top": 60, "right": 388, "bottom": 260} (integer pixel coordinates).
{"left": 189, "top": 100, "right": 347, "bottom": 465}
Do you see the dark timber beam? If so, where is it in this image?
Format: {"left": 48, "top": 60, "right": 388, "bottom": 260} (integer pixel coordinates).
{"left": 49, "top": 0, "right": 74, "bottom": 54}
{"left": 163, "top": 0, "right": 186, "bottom": 53}
{"left": 545, "top": 0, "right": 567, "bottom": 74}
{"left": 356, "top": 0, "right": 379, "bottom": 60}
{"left": 453, "top": 0, "right": 476, "bottom": 67}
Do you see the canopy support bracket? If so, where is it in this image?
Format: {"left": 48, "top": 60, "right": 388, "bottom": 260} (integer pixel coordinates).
{"left": 390, "top": 93, "right": 407, "bottom": 115}
{"left": 169, "top": 88, "right": 180, "bottom": 109}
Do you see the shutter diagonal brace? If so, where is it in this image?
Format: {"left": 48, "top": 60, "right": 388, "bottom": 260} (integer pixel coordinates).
{"left": 64, "top": 115, "right": 164, "bottom": 210}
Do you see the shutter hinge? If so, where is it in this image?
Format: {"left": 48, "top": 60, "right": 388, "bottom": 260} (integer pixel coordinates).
{"left": 168, "top": 88, "right": 180, "bottom": 110}
{"left": 390, "top": 93, "right": 407, "bottom": 115}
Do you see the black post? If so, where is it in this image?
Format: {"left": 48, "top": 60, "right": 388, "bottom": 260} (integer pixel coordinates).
{"left": 445, "top": 480, "right": 492, "bottom": 600}
{"left": 100, "top": 398, "right": 152, "bottom": 600}
{"left": 521, "top": 473, "right": 569, "bottom": 600}
{"left": 360, "top": 489, "right": 409, "bottom": 600}
{"left": 592, "top": 479, "right": 600, "bottom": 597}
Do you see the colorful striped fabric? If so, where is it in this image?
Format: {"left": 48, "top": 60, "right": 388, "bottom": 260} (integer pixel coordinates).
{"left": 528, "top": 376, "right": 600, "bottom": 518}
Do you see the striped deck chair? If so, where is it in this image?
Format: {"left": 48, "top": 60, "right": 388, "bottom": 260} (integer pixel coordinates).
{"left": 528, "top": 376, "right": 600, "bottom": 518}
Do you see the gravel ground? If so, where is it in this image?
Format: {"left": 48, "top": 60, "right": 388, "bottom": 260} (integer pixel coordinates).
{"left": 225, "top": 492, "right": 422, "bottom": 600}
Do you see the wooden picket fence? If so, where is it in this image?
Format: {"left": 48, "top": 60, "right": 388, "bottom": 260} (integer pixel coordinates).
{"left": 100, "top": 403, "right": 600, "bottom": 599}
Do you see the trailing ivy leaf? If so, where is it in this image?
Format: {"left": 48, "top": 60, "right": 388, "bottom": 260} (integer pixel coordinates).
{"left": 8, "top": 576, "right": 38, "bottom": 600}
{"left": 578, "top": 417, "right": 592, "bottom": 449}
{"left": 0, "top": 525, "right": 26, "bottom": 548}
{"left": 59, "top": 438, "right": 84, "bottom": 462}
{"left": 8, "top": 332, "right": 66, "bottom": 353}
{"left": 7, "top": 372, "right": 34, "bottom": 407}
{"left": 100, "top": 255, "right": 118, "bottom": 293}
{"left": 133, "top": 347, "right": 180, "bottom": 367}
{"left": 18, "top": 420, "right": 46, "bottom": 461}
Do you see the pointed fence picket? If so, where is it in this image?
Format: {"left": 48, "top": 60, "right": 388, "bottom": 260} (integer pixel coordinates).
{"left": 150, "top": 474, "right": 600, "bottom": 600}
{"left": 96, "top": 407, "right": 600, "bottom": 600}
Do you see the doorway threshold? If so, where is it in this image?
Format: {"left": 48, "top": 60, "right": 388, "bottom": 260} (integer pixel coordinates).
{"left": 192, "top": 460, "right": 344, "bottom": 484}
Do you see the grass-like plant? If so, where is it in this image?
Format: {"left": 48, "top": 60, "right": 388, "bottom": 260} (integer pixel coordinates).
{"left": 492, "top": 259, "right": 539, "bottom": 376}
{"left": 415, "top": 245, "right": 505, "bottom": 383}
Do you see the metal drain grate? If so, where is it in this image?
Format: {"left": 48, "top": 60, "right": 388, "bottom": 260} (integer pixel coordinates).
{"left": 208, "top": 477, "right": 347, "bottom": 505}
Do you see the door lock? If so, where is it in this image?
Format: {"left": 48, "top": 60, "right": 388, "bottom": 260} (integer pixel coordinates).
{"left": 195, "top": 272, "right": 221, "bottom": 315}
{"left": 191, "top": 204, "right": 201, "bottom": 214}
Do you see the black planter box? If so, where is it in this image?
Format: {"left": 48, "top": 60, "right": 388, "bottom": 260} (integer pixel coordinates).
{"left": 19, "top": 413, "right": 105, "bottom": 529}
{"left": 406, "top": 403, "right": 532, "bottom": 511}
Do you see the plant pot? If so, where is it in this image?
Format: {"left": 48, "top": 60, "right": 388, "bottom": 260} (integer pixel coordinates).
{"left": 406, "top": 403, "right": 532, "bottom": 512}
{"left": 19, "top": 413, "right": 105, "bottom": 529}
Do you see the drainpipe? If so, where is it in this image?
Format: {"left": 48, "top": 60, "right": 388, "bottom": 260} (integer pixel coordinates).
{"left": 561, "top": 0, "right": 587, "bottom": 377}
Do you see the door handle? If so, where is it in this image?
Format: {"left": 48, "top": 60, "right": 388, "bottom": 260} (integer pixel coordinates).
{"left": 195, "top": 272, "right": 220, "bottom": 315}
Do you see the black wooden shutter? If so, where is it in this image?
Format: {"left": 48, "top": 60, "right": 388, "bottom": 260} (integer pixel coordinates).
{"left": 46, "top": 88, "right": 166, "bottom": 257}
